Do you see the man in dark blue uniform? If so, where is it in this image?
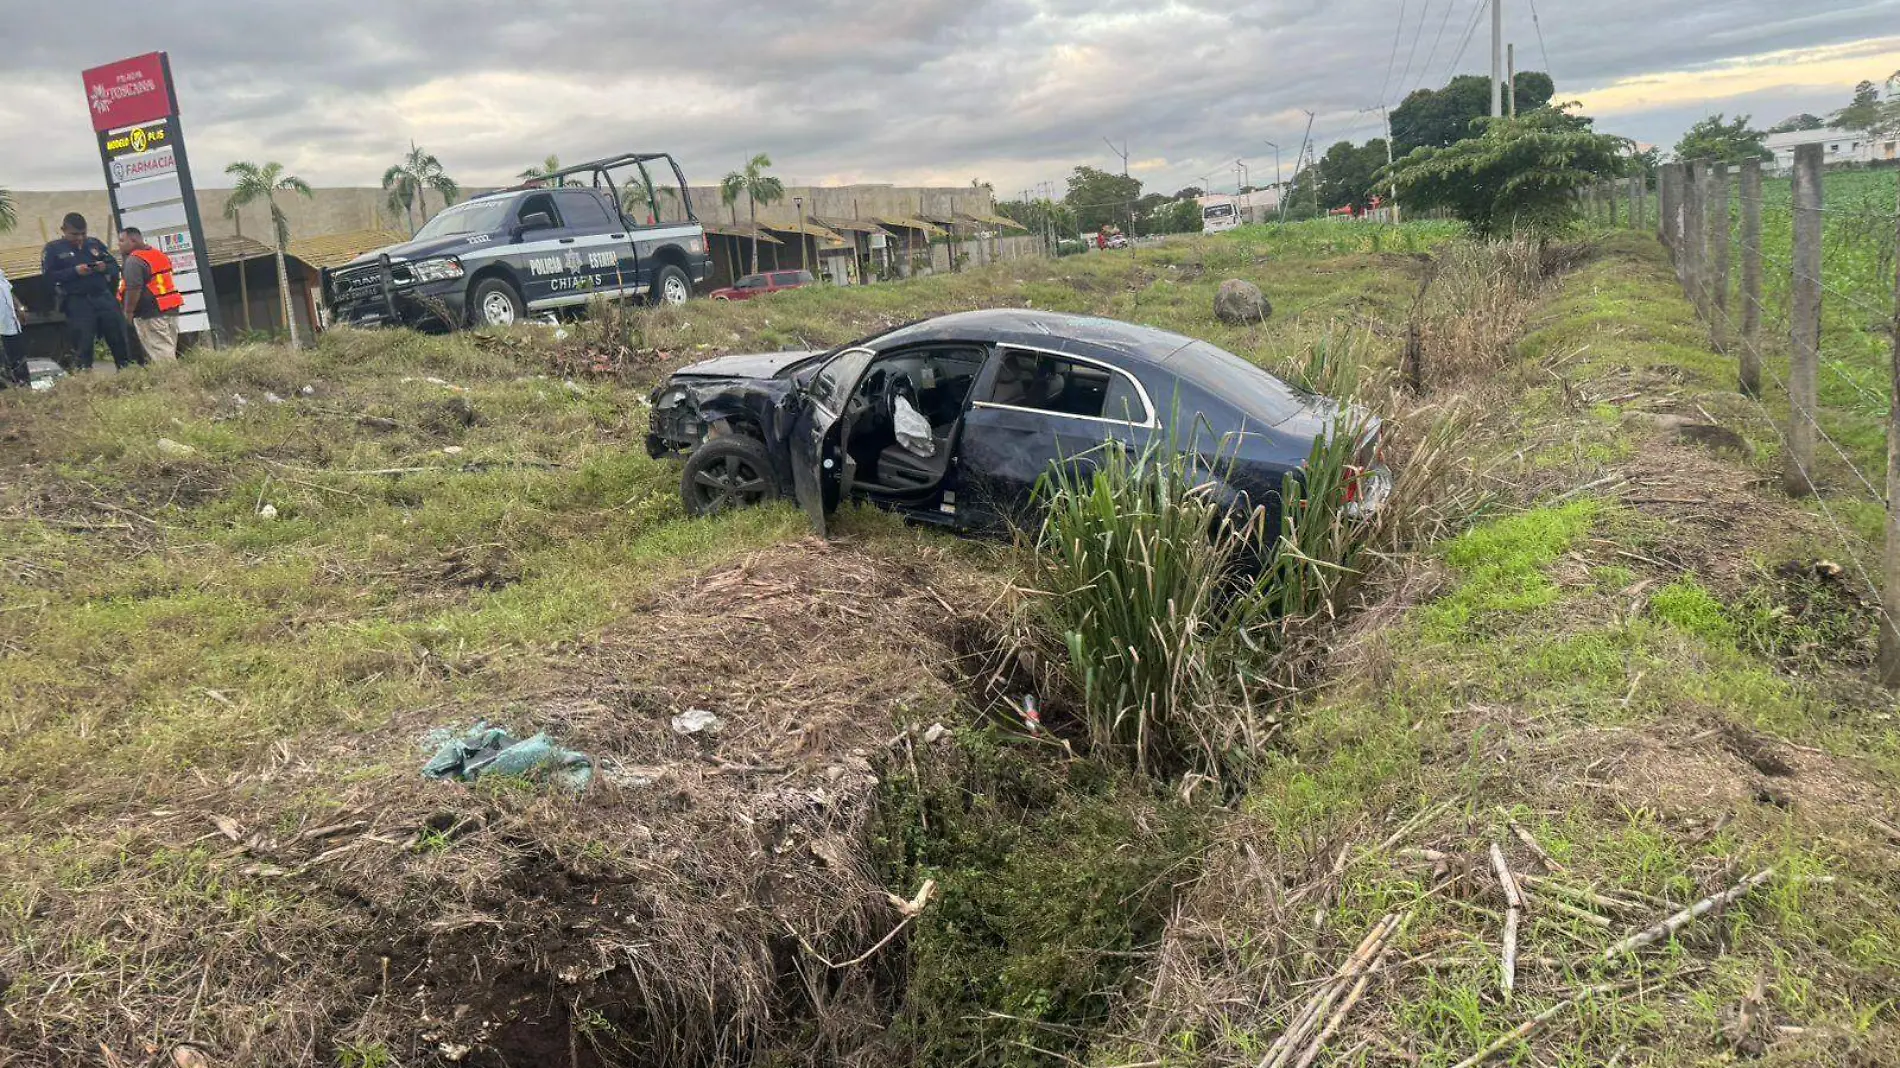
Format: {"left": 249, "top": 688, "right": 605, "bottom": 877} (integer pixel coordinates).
{"left": 41, "top": 212, "right": 141, "bottom": 371}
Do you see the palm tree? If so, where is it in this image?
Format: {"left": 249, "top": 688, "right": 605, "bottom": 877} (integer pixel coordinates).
{"left": 519, "top": 155, "right": 564, "bottom": 187}
{"left": 223, "top": 161, "right": 315, "bottom": 347}
{"left": 381, "top": 142, "right": 459, "bottom": 233}
{"left": 623, "top": 170, "right": 677, "bottom": 224}
{"left": 721, "top": 154, "right": 784, "bottom": 274}
{"left": 0, "top": 187, "right": 14, "bottom": 234}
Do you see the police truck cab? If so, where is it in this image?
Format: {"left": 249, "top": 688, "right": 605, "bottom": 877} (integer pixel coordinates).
{"left": 323, "top": 153, "right": 712, "bottom": 329}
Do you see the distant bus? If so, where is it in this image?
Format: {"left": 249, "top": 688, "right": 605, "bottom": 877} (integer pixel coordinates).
{"left": 1202, "top": 201, "right": 1240, "bottom": 233}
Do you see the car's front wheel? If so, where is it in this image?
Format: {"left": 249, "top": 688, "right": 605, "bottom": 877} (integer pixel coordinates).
{"left": 651, "top": 265, "right": 692, "bottom": 307}
{"left": 681, "top": 436, "right": 780, "bottom": 516}
{"left": 469, "top": 277, "right": 525, "bottom": 327}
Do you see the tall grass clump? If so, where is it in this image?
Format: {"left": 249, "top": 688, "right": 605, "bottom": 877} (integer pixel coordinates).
{"left": 1024, "top": 412, "right": 1380, "bottom": 779}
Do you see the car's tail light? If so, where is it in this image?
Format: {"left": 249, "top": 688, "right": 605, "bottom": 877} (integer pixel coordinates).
{"left": 1342, "top": 464, "right": 1365, "bottom": 504}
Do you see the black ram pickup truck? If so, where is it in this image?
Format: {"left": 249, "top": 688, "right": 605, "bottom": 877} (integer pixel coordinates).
{"left": 323, "top": 153, "right": 713, "bottom": 329}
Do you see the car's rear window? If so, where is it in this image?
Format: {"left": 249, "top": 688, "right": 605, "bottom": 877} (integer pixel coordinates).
{"left": 1165, "top": 340, "right": 1314, "bottom": 425}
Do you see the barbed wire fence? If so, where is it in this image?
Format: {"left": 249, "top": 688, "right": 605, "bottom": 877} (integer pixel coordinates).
{"left": 1581, "top": 150, "right": 1900, "bottom": 687}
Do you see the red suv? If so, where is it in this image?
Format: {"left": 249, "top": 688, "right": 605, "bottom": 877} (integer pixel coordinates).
{"left": 709, "top": 270, "right": 814, "bottom": 301}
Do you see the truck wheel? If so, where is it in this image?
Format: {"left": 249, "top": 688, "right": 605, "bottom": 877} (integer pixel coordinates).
{"left": 651, "top": 265, "right": 692, "bottom": 307}
{"left": 470, "top": 278, "right": 525, "bottom": 327}
{"left": 681, "top": 436, "right": 778, "bottom": 516}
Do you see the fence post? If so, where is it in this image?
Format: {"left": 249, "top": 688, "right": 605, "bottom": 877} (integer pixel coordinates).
{"left": 1739, "top": 158, "right": 1763, "bottom": 397}
{"left": 1880, "top": 176, "right": 1900, "bottom": 687}
{"left": 1629, "top": 172, "right": 1642, "bottom": 231}
{"left": 1694, "top": 159, "right": 1710, "bottom": 313}
{"left": 1785, "top": 143, "right": 1822, "bottom": 498}
{"left": 1709, "top": 161, "right": 1730, "bottom": 354}
{"left": 1658, "top": 164, "right": 1675, "bottom": 250}
{"left": 1606, "top": 180, "right": 1617, "bottom": 228}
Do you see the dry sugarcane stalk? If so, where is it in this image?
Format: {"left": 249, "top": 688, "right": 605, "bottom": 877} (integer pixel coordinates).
{"left": 1518, "top": 874, "right": 1649, "bottom": 915}
{"left": 1504, "top": 815, "right": 1565, "bottom": 872}
{"left": 1519, "top": 887, "right": 1614, "bottom": 929}
{"left": 1292, "top": 940, "right": 1395, "bottom": 1068}
{"left": 1603, "top": 869, "right": 1775, "bottom": 962}
{"left": 1490, "top": 844, "right": 1523, "bottom": 997}
{"left": 1260, "top": 915, "right": 1397, "bottom": 1068}
{"left": 1446, "top": 976, "right": 1656, "bottom": 1068}
{"left": 1399, "top": 847, "right": 1450, "bottom": 863}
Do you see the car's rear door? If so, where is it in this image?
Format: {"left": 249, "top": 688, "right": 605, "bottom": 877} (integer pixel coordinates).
{"left": 552, "top": 189, "right": 638, "bottom": 301}
{"left": 957, "top": 346, "right": 1158, "bottom": 530}
{"left": 787, "top": 346, "right": 877, "bottom": 535}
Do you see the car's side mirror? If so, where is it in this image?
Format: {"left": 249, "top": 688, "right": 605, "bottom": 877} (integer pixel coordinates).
{"left": 514, "top": 212, "right": 555, "bottom": 238}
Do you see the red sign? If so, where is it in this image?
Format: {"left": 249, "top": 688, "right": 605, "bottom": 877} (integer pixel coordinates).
{"left": 81, "top": 52, "right": 176, "bottom": 133}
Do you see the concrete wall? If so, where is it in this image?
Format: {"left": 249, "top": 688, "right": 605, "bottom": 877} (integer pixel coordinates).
{"left": 8, "top": 183, "right": 997, "bottom": 247}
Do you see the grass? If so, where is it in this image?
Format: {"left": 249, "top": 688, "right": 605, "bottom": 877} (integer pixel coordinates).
{"left": 5, "top": 221, "right": 1893, "bottom": 1067}
{"left": 1119, "top": 232, "right": 1900, "bottom": 1068}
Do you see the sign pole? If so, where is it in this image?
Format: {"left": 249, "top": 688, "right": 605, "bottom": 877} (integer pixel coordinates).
{"left": 159, "top": 53, "right": 223, "bottom": 341}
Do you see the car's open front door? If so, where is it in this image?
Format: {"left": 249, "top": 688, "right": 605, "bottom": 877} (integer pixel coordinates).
{"left": 786, "top": 347, "right": 877, "bottom": 536}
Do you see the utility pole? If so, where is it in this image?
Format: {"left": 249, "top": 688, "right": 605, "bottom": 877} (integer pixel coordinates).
{"left": 1103, "top": 136, "right": 1132, "bottom": 243}
{"left": 1288, "top": 111, "right": 1315, "bottom": 223}
{"left": 1507, "top": 43, "right": 1516, "bottom": 118}
{"left": 1264, "top": 141, "right": 1281, "bottom": 217}
{"left": 1490, "top": 0, "right": 1504, "bottom": 118}
{"left": 1362, "top": 106, "right": 1401, "bottom": 221}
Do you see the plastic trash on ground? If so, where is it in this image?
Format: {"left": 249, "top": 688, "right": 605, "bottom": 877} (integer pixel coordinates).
{"left": 422, "top": 723, "right": 593, "bottom": 790}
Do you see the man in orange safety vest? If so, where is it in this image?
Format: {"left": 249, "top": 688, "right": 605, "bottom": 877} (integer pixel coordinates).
{"left": 118, "top": 227, "right": 185, "bottom": 362}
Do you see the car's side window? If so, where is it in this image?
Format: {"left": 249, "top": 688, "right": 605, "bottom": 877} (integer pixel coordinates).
{"left": 554, "top": 190, "right": 613, "bottom": 231}
{"left": 981, "top": 349, "right": 1149, "bottom": 424}
{"left": 807, "top": 348, "right": 876, "bottom": 413}
{"left": 516, "top": 192, "right": 561, "bottom": 227}
{"left": 771, "top": 272, "right": 800, "bottom": 286}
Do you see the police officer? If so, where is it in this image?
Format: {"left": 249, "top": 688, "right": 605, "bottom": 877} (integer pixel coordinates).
{"left": 41, "top": 212, "right": 142, "bottom": 371}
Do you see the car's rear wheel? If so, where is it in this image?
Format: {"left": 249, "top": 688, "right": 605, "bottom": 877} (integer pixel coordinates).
{"left": 469, "top": 278, "right": 524, "bottom": 327}
{"left": 651, "top": 265, "right": 692, "bottom": 307}
{"left": 681, "top": 436, "right": 779, "bottom": 516}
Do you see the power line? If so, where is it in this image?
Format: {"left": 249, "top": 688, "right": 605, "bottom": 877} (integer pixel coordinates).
{"left": 1445, "top": 0, "right": 1489, "bottom": 84}
{"left": 1378, "top": 0, "right": 1410, "bottom": 108}
{"left": 1416, "top": 0, "right": 1460, "bottom": 93}
{"left": 1395, "top": 0, "right": 1432, "bottom": 101}
{"left": 1525, "top": 0, "right": 1554, "bottom": 78}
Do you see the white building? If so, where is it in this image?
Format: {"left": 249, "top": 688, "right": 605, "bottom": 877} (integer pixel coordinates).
{"left": 1765, "top": 126, "right": 1898, "bottom": 174}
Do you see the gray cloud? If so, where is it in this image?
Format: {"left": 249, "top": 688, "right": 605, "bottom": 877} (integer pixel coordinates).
{"left": 2, "top": 0, "right": 1896, "bottom": 201}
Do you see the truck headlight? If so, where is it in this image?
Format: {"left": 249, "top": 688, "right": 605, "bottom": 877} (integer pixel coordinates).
{"left": 410, "top": 258, "right": 465, "bottom": 283}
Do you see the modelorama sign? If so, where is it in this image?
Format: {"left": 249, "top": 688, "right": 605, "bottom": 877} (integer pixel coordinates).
{"left": 81, "top": 52, "right": 220, "bottom": 337}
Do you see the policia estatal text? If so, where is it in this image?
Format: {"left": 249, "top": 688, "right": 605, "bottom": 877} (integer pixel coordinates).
{"left": 40, "top": 212, "right": 144, "bottom": 371}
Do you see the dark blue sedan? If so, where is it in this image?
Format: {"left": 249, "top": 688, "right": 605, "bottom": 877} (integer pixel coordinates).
{"left": 645, "top": 309, "right": 1387, "bottom": 534}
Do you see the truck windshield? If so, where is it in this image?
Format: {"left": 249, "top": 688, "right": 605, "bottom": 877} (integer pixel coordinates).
{"left": 413, "top": 200, "right": 513, "bottom": 241}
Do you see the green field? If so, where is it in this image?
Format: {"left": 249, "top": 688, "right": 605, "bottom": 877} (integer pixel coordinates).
{"left": 3, "top": 224, "right": 1898, "bottom": 1068}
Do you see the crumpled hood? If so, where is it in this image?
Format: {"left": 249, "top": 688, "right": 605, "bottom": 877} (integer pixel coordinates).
{"left": 341, "top": 234, "right": 483, "bottom": 269}
{"left": 673, "top": 350, "right": 819, "bottom": 379}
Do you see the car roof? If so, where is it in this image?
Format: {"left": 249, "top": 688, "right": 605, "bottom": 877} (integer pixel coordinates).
{"left": 872, "top": 309, "right": 1198, "bottom": 369}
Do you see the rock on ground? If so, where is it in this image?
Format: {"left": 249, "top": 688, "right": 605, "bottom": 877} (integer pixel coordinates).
{"left": 1214, "top": 279, "right": 1272, "bottom": 324}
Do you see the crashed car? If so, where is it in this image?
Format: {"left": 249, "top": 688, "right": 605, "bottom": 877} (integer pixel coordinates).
{"left": 645, "top": 309, "right": 1388, "bottom": 535}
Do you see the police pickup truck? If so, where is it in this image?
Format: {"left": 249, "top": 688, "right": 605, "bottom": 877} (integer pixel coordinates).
{"left": 323, "top": 153, "right": 713, "bottom": 329}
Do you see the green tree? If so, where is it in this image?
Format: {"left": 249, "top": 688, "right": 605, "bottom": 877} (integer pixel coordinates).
{"left": 1314, "top": 139, "right": 1392, "bottom": 213}
{"left": 1673, "top": 114, "right": 1772, "bottom": 163}
{"left": 381, "top": 142, "right": 460, "bottom": 234}
{"left": 223, "top": 161, "right": 315, "bottom": 347}
{"left": 1834, "top": 81, "right": 1884, "bottom": 134}
{"left": 1391, "top": 72, "right": 1555, "bottom": 155}
{"left": 1064, "top": 165, "right": 1141, "bottom": 234}
{"left": 0, "top": 187, "right": 14, "bottom": 234}
{"left": 721, "top": 153, "right": 784, "bottom": 274}
{"left": 518, "top": 155, "right": 563, "bottom": 186}
{"left": 1172, "top": 186, "right": 1205, "bottom": 200}
{"left": 624, "top": 168, "right": 676, "bottom": 223}
{"left": 1384, "top": 105, "right": 1627, "bottom": 237}
{"left": 1768, "top": 113, "right": 1826, "bottom": 133}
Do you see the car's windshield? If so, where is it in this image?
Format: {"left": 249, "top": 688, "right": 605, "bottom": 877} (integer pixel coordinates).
{"left": 412, "top": 199, "right": 513, "bottom": 241}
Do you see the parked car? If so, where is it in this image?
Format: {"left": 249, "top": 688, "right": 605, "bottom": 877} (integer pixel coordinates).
{"left": 646, "top": 309, "right": 1387, "bottom": 535}
{"left": 322, "top": 153, "right": 713, "bottom": 330}
{"left": 709, "top": 270, "right": 815, "bottom": 301}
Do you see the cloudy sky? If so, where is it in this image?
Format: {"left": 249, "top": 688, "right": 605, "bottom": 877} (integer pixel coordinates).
{"left": 4, "top": 1, "right": 1898, "bottom": 200}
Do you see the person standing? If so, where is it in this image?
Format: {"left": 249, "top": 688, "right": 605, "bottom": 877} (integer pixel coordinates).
{"left": 40, "top": 212, "right": 140, "bottom": 371}
{"left": 118, "top": 227, "right": 184, "bottom": 363}
{"left": 0, "top": 264, "right": 28, "bottom": 389}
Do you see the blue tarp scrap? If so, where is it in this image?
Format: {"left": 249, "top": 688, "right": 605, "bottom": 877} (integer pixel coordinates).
{"left": 422, "top": 724, "right": 593, "bottom": 790}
